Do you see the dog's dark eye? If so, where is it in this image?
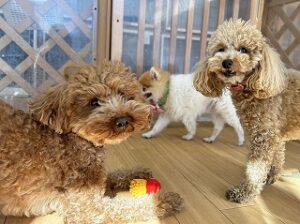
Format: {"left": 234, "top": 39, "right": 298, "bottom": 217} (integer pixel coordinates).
{"left": 128, "top": 96, "right": 135, "bottom": 100}
{"left": 142, "top": 87, "right": 146, "bottom": 92}
{"left": 90, "top": 99, "right": 101, "bottom": 107}
{"left": 239, "top": 47, "right": 248, "bottom": 53}
{"left": 218, "top": 48, "right": 225, "bottom": 52}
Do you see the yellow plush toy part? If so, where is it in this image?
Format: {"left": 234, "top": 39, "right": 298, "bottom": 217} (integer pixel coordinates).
{"left": 129, "top": 179, "right": 161, "bottom": 196}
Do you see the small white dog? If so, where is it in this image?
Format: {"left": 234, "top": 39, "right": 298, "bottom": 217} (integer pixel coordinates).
{"left": 139, "top": 67, "right": 244, "bottom": 145}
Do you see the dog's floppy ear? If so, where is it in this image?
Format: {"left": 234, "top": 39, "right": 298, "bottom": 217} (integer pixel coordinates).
{"left": 193, "top": 60, "right": 224, "bottom": 97}
{"left": 246, "top": 43, "right": 287, "bottom": 99}
{"left": 30, "top": 85, "right": 69, "bottom": 134}
{"left": 64, "top": 65, "right": 98, "bottom": 83}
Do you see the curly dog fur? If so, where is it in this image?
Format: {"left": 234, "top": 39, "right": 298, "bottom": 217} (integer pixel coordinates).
{"left": 0, "top": 61, "right": 183, "bottom": 223}
{"left": 193, "top": 19, "right": 300, "bottom": 203}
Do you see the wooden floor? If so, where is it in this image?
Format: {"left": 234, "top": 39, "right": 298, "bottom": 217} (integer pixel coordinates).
{"left": 1, "top": 125, "right": 300, "bottom": 224}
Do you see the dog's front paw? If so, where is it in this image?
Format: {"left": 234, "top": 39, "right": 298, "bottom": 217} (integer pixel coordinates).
{"left": 182, "top": 133, "right": 194, "bottom": 141}
{"left": 156, "top": 192, "right": 184, "bottom": 218}
{"left": 142, "top": 132, "right": 154, "bottom": 139}
{"left": 238, "top": 138, "right": 245, "bottom": 146}
{"left": 203, "top": 137, "right": 214, "bottom": 143}
{"left": 225, "top": 185, "right": 252, "bottom": 204}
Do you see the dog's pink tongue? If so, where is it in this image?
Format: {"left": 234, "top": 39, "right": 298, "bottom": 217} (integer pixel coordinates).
{"left": 231, "top": 84, "right": 244, "bottom": 91}
{"left": 150, "top": 104, "right": 164, "bottom": 113}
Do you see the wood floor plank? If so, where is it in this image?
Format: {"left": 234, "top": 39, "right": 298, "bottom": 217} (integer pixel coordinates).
{"left": 284, "top": 141, "right": 300, "bottom": 173}
{"left": 256, "top": 177, "right": 300, "bottom": 224}
{"left": 0, "top": 216, "right": 5, "bottom": 224}
{"left": 222, "top": 206, "right": 285, "bottom": 224}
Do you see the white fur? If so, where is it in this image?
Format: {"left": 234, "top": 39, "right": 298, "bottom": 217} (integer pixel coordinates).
{"left": 246, "top": 160, "right": 268, "bottom": 194}
{"left": 246, "top": 160, "right": 268, "bottom": 183}
{"left": 143, "top": 73, "right": 244, "bottom": 145}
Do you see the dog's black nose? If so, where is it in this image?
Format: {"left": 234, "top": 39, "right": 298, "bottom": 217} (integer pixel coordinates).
{"left": 144, "top": 92, "right": 152, "bottom": 98}
{"left": 222, "top": 59, "right": 233, "bottom": 69}
{"left": 115, "top": 116, "right": 132, "bottom": 129}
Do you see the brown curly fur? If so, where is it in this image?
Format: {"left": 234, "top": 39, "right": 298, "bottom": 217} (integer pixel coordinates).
{"left": 193, "top": 19, "right": 300, "bottom": 203}
{"left": 0, "top": 61, "right": 183, "bottom": 223}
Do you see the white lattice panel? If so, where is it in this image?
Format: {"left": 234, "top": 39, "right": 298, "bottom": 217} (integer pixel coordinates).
{"left": 0, "top": 0, "right": 97, "bottom": 109}
{"left": 263, "top": 0, "right": 300, "bottom": 69}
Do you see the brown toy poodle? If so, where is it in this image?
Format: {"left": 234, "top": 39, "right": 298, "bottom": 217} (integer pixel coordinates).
{"left": 194, "top": 19, "right": 300, "bottom": 203}
{"left": 0, "top": 61, "right": 183, "bottom": 223}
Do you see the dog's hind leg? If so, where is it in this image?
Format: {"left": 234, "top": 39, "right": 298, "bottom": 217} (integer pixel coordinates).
{"left": 142, "top": 114, "right": 170, "bottom": 138}
{"left": 226, "top": 135, "right": 284, "bottom": 203}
